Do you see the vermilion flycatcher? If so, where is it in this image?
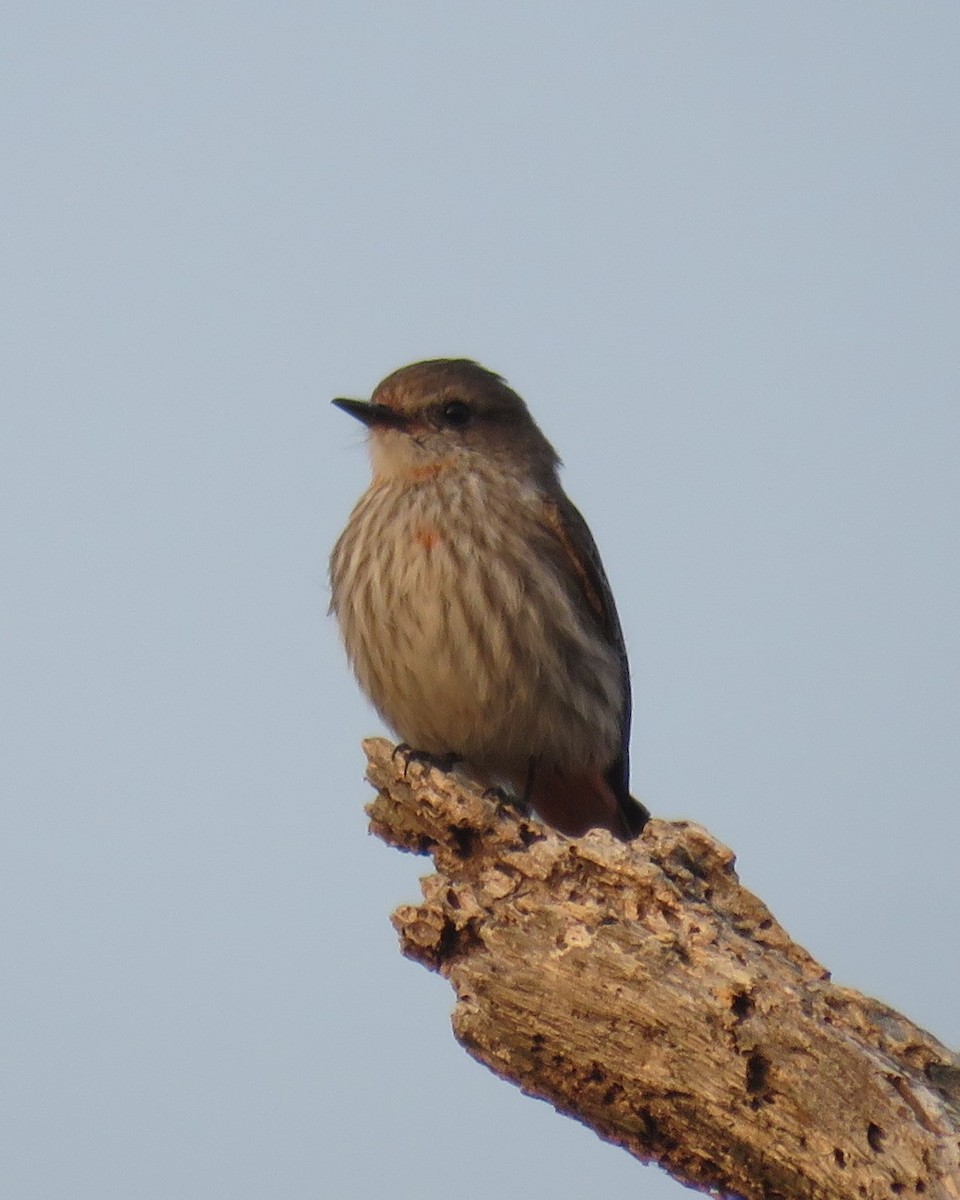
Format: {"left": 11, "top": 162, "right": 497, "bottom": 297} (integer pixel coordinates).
{"left": 330, "top": 359, "right": 649, "bottom": 838}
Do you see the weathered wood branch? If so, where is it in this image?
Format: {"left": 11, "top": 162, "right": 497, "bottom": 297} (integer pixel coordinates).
{"left": 361, "top": 737, "right": 960, "bottom": 1200}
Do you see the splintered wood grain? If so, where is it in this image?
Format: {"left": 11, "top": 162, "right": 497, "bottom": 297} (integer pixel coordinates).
{"left": 362, "top": 738, "right": 960, "bottom": 1200}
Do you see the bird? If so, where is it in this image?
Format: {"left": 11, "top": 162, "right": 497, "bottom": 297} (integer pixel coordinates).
{"left": 329, "top": 358, "right": 649, "bottom": 839}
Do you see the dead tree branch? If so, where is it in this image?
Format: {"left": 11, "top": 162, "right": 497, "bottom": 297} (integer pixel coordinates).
{"left": 361, "top": 737, "right": 960, "bottom": 1200}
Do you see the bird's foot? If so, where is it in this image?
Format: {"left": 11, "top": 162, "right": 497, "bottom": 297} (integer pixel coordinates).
{"left": 482, "top": 785, "right": 532, "bottom": 818}
{"left": 392, "top": 743, "right": 463, "bottom": 778}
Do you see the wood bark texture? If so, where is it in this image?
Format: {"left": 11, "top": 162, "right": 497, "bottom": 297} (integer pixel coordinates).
{"left": 361, "top": 738, "right": 960, "bottom": 1200}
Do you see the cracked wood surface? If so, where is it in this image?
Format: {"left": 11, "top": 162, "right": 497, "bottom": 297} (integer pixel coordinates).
{"left": 361, "top": 737, "right": 960, "bottom": 1200}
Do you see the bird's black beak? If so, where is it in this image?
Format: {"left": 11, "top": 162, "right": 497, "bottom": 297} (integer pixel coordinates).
{"left": 331, "top": 397, "right": 409, "bottom": 430}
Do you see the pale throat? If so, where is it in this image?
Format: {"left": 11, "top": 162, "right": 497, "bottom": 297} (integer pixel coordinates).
{"left": 367, "top": 429, "right": 547, "bottom": 504}
{"left": 368, "top": 428, "right": 457, "bottom": 485}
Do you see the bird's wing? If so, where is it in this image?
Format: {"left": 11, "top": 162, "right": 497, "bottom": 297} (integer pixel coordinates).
{"left": 538, "top": 493, "right": 634, "bottom": 808}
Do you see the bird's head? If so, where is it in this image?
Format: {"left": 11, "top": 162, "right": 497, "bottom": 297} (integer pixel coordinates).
{"left": 333, "top": 359, "right": 560, "bottom": 486}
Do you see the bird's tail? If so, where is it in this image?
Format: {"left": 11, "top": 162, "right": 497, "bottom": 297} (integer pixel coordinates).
{"left": 529, "top": 769, "right": 649, "bottom": 840}
{"left": 616, "top": 793, "right": 650, "bottom": 839}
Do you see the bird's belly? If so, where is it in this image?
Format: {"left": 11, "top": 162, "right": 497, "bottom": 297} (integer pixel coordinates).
{"left": 341, "top": 525, "right": 622, "bottom": 777}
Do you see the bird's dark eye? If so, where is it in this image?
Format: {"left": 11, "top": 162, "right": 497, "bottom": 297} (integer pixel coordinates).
{"left": 441, "top": 399, "right": 471, "bottom": 427}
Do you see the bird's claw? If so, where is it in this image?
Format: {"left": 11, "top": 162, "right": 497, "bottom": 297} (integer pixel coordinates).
{"left": 482, "top": 786, "right": 531, "bottom": 818}
{"left": 392, "top": 743, "right": 462, "bottom": 778}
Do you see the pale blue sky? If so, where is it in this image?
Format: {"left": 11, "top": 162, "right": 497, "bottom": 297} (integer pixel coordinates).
{"left": 2, "top": 5, "right": 958, "bottom": 1198}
